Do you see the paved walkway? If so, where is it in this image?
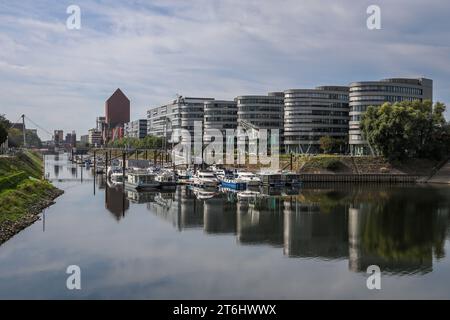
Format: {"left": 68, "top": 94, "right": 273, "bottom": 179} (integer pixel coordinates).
{"left": 428, "top": 160, "right": 450, "bottom": 184}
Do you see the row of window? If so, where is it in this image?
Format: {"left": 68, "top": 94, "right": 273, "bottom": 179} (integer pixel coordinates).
{"left": 238, "top": 107, "right": 283, "bottom": 113}
{"left": 350, "top": 96, "right": 421, "bottom": 103}
{"left": 285, "top": 119, "right": 349, "bottom": 125}
{"left": 237, "top": 99, "right": 283, "bottom": 105}
{"left": 350, "top": 85, "right": 423, "bottom": 95}
{"left": 286, "top": 111, "right": 349, "bottom": 117}
{"left": 284, "top": 134, "right": 347, "bottom": 141}
{"left": 239, "top": 114, "right": 283, "bottom": 120}
{"left": 204, "top": 117, "right": 238, "bottom": 122}
{"left": 285, "top": 102, "right": 349, "bottom": 108}
{"left": 285, "top": 93, "right": 348, "bottom": 100}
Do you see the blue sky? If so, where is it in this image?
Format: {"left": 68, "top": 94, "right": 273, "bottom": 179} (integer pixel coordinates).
{"left": 1, "top": 0, "right": 449, "bottom": 139}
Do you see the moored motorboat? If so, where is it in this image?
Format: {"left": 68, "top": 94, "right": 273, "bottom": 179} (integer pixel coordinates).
{"left": 237, "top": 190, "right": 260, "bottom": 201}
{"left": 236, "top": 171, "right": 262, "bottom": 187}
{"left": 191, "top": 187, "right": 217, "bottom": 200}
{"left": 219, "top": 176, "right": 247, "bottom": 190}
{"left": 125, "top": 171, "right": 160, "bottom": 191}
{"left": 156, "top": 170, "right": 177, "bottom": 188}
{"left": 192, "top": 170, "right": 219, "bottom": 188}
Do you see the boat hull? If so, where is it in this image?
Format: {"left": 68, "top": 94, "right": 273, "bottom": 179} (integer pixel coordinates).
{"left": 220, "top": 180, "right": 247, "bottom": 190}
{"left": 125, "top": 181, "right": 161, "bottom": 191}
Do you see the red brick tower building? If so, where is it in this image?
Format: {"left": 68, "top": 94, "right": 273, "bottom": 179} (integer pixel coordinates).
{"left": 104, "top": 88, "right": 130, "bottom": 142}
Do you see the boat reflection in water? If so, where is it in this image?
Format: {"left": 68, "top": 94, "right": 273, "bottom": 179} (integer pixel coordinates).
{"left": 105, "top": 184, "right": 129, "bottom": 220}
{"left": 120, "top": 184, "right": 450, "bottom": 276}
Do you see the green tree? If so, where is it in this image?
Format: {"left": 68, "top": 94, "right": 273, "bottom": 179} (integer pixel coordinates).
{"left": 319, "top": 136, "right": 334, "bottom": 153}
{"left": 360, "top": 100, "right": 449, "bottom": 160}
{"left": 319, "top": 136, "right": 346, "bottom": 154}
{"left": 0, "top": 124, "right": 7, "bottom": 145}
{"left": 0, "top": 114, "right": 11, "bottom": 129}
{"left": 107, "top": 136, "right": 164, "bottom": 149}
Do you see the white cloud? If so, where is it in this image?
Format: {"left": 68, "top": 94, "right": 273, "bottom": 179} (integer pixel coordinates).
{"left": 0, "top": 0, "right": 449, "bottom": 137}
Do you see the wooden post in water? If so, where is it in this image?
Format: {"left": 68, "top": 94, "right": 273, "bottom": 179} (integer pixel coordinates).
{"left": 105, "top": 151, "right": 108, "bottom": 172}
{"left": 80, "top": 155, "right": 83, "bottom": 183}
{"left": 122, "top": 151, "right": 126, "bottom": 185}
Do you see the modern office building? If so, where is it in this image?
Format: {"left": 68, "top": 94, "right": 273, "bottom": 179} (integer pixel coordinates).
{"left": 203, "top": 100, "right": 237, "bottom": 144}
{"left": 80, "top": 135, "right": 89, "bottom": 145}
{"left": 124, "top": 119, "right": 147, "bottom": 139}
{"left": 65, "top": 131, "right": 77, "bottom": 147}
{"left": 147, "top": 96, "right": 214, "bottom": 143}
{"left": 349, "top": 78, "right": 433, "bottom": 155}
{"left": 284, "top": 86, "right": 349, "bottom": 154}
{"left": 235, "top": 92, "right": 284, "bottom": 151}
{"left": 96, "top": 116, "right": 106, "bottom": 143}
{"left": 236, "top": 92, "right": 284, "bottom": 130}
{"left": 88, "top": 128, "right": 102, "bottom": 147}
{"left": 53, "top": 130, "right": 64, "bottom": 146}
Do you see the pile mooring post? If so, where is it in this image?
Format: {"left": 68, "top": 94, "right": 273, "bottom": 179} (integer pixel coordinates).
{"left": 122, "top": 151, "right": 126, "bottom": 185}
{"left": 105, "top": 151, "right": 108, "bottom": 171}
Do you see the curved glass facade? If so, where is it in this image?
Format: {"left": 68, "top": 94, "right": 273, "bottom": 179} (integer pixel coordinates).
{"left": 349, "top": 78, "right": 433, "bottom": 155}
{"left": 284, "top": 86, "right": 349, "bottom": 154}
{"left": 203, "top": 100, "right": 237, "bottom": 143}
{"left": 236, "top": 93, "right": 284, "bottom": 130}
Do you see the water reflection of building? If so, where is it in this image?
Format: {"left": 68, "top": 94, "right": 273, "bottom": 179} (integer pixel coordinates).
{"left": 204, "top": 195, "right": 237, "bottom": 235}
{"left": 146, "top": 187, "right": 203, "bottom": 230}
{"left": 146, "top": 187, "right": 237, "bottom": 233}
{"left": 177, "top": 187, "right": 204, "bottom": 230}
{"left": 96, "top": 174, "right": 106, "bottom": 189}
{"left": 147, "top": 191, "right": 179, "bottom": 228}
{"left": 283, "top": 200, "right": 349, "bottom": 259}
{"left": 144, "top": 185, "right": 450, "bottom": 275}
{"left": 237, "top": 197, "right": 284, "bottom": 247}
{"left": 53, "top": 164, "right": 61, "bottom": 177}
{"left": 105, "top": 185, "right": 129, "bottom": 220}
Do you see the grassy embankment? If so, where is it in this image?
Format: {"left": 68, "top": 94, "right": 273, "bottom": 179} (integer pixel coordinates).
{"left": 281, "top": 154, "right": 439, "bottom": 175}
{"left": 0, "top": 151, "right": 58, "bottom": 224}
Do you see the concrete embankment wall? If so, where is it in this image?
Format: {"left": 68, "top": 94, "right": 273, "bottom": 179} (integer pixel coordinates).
{"left": 299, "top": 174, "right": 421, "bottom": 183}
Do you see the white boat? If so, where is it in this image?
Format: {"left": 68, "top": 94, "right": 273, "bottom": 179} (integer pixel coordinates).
{"left": 107, "top": 165, "right": 123, "bottom": 177}
{"left": 155, "top": 170, "right": 177, "bottom": 188}
{"left": 176, "top": 169, "right": 192, "bottom": 179}
{"left": 207, "top": 165, "right": 225, "bottom": 178}
{"left": 236, "top": 171, "right": 262, "bottom": 187}
{"left": 110, "top": 171, "right": 124, "bottom": 183}
{"left": 237, "top": 190, "right": 260, "bottom": 201}
{"left": 125, "top": 172, "right": 160, "bottom": 190}
{"left": 192, "top": 170, "right": 219, "bottom": 188}
{"left": 191, "top": 187, "right": 217, "bottom": 200}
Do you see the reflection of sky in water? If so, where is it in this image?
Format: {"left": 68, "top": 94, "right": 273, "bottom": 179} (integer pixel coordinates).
{"left": 0, "top": 154, "right": 450, "bottom": 299}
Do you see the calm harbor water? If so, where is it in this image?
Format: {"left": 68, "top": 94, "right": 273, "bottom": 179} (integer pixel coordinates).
{"left": 0, "top": 154, "right": 450, "bottom": 299}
